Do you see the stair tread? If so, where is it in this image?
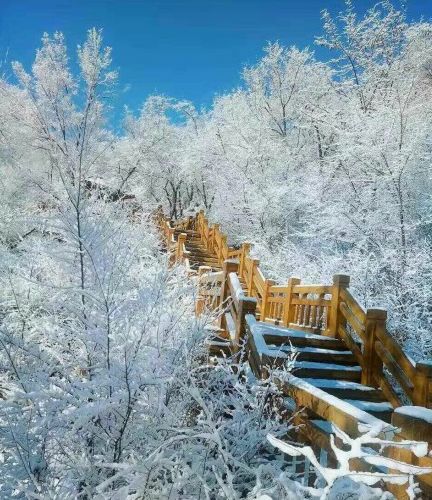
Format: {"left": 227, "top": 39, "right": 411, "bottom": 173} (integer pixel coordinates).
{"left": 302, "top": 378, "right": 387, "bottom": 402}
{"left": 252, "top": 322, "right": 344, "bottom": 342}
{"left": 268, "top": 345, "right": 352, "bottom": 355}
{"left": 294, "top": 361, "right": 361, "bottom": 371}
{"left": 302, "top": 379, "right": 378, "bottom": 391}
{"left": 344, "top": 399, "right": 393, "bottom": 412}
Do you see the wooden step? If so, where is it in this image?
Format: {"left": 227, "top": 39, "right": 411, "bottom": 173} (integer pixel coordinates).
{"left": 344, "top": 399, "right": 394, "bottom": 422}
{"left": 302, "top": 379, "right": 387, "bottom": 403}
{"left": 292, "top": 361, "right": 362, "bottom": 381}
{"left": 255, "top": 324, "right": 350, "bottom": 351}
{"left": 267, "top": 345, "right": 357, "bottom": 364}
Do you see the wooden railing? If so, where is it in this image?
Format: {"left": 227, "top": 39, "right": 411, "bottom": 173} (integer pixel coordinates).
{"left": 157, "top": 209, "right": 432, "bottom": 410}
{"left": 218, "top": 260, "right": 257, "bottom": 351}
{"left": 155, "top": 208, "right": 432, "bottom": 496}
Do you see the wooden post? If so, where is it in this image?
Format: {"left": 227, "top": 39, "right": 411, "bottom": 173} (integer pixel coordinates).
{"left": 282, "top": 277, "right": 301, "bottom": 327}
{"left": 248, "top": 258, "right": 260, "bottom": 296}
{"left": 415, "top": 361, "right": 432, "bottom": 408}
{"left": 235, "top": 295, "right": 257, "bottom": 350}
{"left": 219, "top": 234, "right": 227, "bottom": 266}
{"left": 218, "top": 260, "right": 239, "bottom": 331}
{"left": 239, "top": 242, "right": 251, "bottom": 278}
{"left": 261, "top": 278, "right": 276, "bottom": 322}
{"left": 361, "top": 308, "right": 386, "bottom": 387}
{"left": 326, "top": 274, "right": 350, "bottom": 337}
{"left": 211, "top": 224, "right": 220, "bottom": 253}
{"left": 176, "top": 233, "right": 187, "bottom": 262}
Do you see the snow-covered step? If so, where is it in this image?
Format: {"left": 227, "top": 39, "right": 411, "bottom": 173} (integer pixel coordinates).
{"left": 292, "top": 361, "right": 362, "bottom": 381}
{"left": 344, "top": 399, "right": 394, "bottom": 423}
{"left": 267, "top": 345, "right": 357, "bottom": 364}
{"left": 302, "top": 379, "right": 387, "bottom": 402}
{"left": 250, "top": 321, "right": 349, "bottom": 351}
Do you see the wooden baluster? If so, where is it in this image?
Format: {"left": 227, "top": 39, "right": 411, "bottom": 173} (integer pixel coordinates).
{"left": 282, "top": 277, "right": 301, "bottom": 327}
{"left": 300, "top": 294, "right": 306, "bottom": 325}
{"left": 326, "top": 274, "right": 350, "bottom": 337}
{"left": 261, "top": 279, "right": 276, "bottom": 323}
{"left": 317, "top": 292, "right": 325, "bottom": 330}
{"left": 361, "top": 308, "right": 386, "bottom": 387}
{"left": 303, "top": 296, "right": 311, "bottom": 326}
{"left": 415, "top": 361, "right": 432, "bottom": 408}
{"left": 310, "top": 297, "right": 318, "bottom": 329}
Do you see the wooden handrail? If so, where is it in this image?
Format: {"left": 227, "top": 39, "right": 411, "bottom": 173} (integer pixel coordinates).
{"left": 191, "top": 210, "right": 432, "bottom": 409}
{"left": 156, "top": 209, "right": 432, "bottom": 496}
{"left": 157, "top": 209, "right": 431, "bottom": 410}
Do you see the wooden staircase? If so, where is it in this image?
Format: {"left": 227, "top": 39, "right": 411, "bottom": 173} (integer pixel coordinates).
{"left": 156, "top": 209, "right": 432, "bottom": 498}
{"left": 247, "top": 318, "right": 394, "bottom": 423}
{"left": 173, "top": 228, "right": 222, "bottom": 271}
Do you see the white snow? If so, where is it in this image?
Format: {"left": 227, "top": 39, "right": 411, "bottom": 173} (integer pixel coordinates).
{"left": 293, "top": 361, "right": 361, "bottom": 371}
{"left": 302, "top": 379, "right": 377, "bottom": 391}
{"left": 394, "top": 406, "right": 432, "bottom": 424}
{"left": 229, "top": 271, "right": 245, "bottom": 301}
{"left": 345, "top": 400, "right": 393, "bottom": 413}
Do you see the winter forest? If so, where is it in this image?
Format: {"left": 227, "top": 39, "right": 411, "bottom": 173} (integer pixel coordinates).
{"left": 1, "top": 0, "right": 432, "bottom": 498}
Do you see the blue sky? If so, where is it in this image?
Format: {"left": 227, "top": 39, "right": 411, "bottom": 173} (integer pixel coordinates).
{"left": 1, "top": 0, "right": 431, "bottom": 125}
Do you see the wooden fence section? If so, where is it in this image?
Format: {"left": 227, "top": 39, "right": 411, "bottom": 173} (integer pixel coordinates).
{"left": 156, "top": 209, "right": 432, "bottom": 410}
